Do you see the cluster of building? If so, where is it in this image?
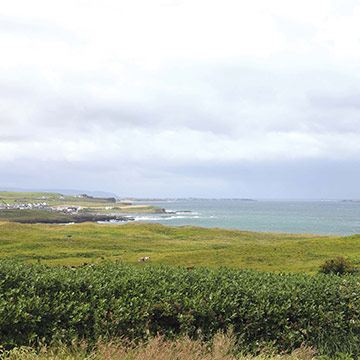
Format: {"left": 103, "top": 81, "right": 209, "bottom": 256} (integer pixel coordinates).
{"left": 0, "top": 202, "right": 49, "bottom": 210}
{"left": 0, "top": 202, "right": 81, "bottom": 215}
{"left": 52, "top": 206, "right": 80, "bottom": 215}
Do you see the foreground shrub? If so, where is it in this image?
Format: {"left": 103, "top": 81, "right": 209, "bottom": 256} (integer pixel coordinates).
{"left": 0, "top": 260, "right": 359, "bottom": 357}
{"left": 319, "top": 257, "right": 358, "bottom": 275}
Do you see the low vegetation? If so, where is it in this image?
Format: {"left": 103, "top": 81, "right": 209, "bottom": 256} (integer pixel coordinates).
{"left": 0, "top": 260, "right": 359, "bottom": 358}
{"left": 0, "top": 335, "right": 317, "bottom": 360}
{"left": 319, "top": 257, "right": 358, "bottom": 275}
{"left": 0, "top": 193, "right": 359, "bottom": 358}
{"left": 0, "top": 221, "right": 359, "bottom": 273}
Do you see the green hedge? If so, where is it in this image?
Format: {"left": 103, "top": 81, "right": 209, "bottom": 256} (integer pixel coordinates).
{"left": 0, "top": 260, "right": 359, "bottom": 357}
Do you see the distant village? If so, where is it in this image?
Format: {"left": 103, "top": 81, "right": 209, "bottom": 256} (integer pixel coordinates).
{"left": 0, "top": 201, "right": 81, "bottom": 215}
{"left": 0, "top": 193, "right": 120, "bottom": 216}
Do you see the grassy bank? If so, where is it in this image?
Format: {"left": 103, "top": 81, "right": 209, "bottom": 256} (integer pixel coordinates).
{"left": 0, "top": 221, "right": 359, "bottom": 273}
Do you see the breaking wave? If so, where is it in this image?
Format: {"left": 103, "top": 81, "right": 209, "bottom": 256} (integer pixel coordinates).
{"left": 134, "top": 215, "right": 203, "bottom": 221}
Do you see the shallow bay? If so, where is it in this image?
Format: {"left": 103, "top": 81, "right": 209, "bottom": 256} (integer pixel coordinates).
{"left": 127, "top": 200, "right": 360, "bottom": 236}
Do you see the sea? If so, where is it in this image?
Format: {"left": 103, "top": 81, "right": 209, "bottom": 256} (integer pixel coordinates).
{"left": 111, "top": 200, "right": 360, "bottom": 236}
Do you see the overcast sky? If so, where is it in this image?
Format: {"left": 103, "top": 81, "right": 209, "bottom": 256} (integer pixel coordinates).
{"left": 1, "top": 0, "right": 360, "bottom": 198}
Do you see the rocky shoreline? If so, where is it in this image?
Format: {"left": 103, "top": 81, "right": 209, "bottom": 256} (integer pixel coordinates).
{"left": 0, "top": 208, "right": 191, "bottom": 224}
{"left": 4, "top": 213, "right": 135, "bottom": 224}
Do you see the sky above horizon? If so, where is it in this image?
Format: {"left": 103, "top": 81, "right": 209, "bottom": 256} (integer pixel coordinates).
{"left": 1, "top": 0, "right": 360, "bottom": 199}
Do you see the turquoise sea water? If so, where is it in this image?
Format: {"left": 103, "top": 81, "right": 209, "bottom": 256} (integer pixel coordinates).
{"left": 116, "top": 200, "right": 360, "bottom": 236}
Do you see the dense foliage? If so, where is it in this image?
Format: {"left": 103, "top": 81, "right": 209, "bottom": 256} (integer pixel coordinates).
{"left": 319, "top": 257, "right": 358, "bottom": 275}
{"left": 0, "top": 260, "right": 359, "bottom": 357}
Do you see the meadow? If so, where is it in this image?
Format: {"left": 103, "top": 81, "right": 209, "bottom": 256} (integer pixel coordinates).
{"left": 0, "top": 221, "right": 359, "bottom": 273}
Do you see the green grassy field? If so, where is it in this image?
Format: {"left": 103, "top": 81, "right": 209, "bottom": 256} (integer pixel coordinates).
{"left": 1, "top": 221, "right": 359, "bottom": 273}
{"left": 0, "top": 191, "right": 64, "bottom": 202}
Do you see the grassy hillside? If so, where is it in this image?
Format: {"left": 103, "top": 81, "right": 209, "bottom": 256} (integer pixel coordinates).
{"left": 0, "top": 221, "right": 359, "bottom": 273}
{"left": 0, "top": 191, "right": 64, "bottom": 203}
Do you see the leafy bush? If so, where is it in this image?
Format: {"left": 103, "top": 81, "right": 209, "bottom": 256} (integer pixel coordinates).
{"left": 319, "top": 257, "right": 358, "bottom": 275}
{"left": 0, "top": 260, "right": 359, "bottom": 357}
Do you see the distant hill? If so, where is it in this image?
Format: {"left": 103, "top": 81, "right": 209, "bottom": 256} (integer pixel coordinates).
{"left": 0, "top": 187, "right": 117, "bottom": 198}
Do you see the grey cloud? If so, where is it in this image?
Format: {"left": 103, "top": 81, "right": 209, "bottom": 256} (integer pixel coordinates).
{"left": 309, "top": 93, "right": 360, "bottom": 109}
{"left": 2, "top": 0, "right": 360, "bottom": 199}
{"left": 306, "top": 88, "right": 360, "bottom": 134}
{"left": 37, "top": 100, "right": 160, "bottom": 132}
{"left": 0, "top": 135, "right": 29, "bottom": 141}
{"left": 0, "top": 15, "right": 79, "bottom": 42}
{"left": 0, "top": 82, "right": 34, "bottom": 98}
{"left": 2, "top": 59, "right": 360, "bottom": 142}
{"left": 159, "top": 63, "right": 280, "bottom": 104}
{"left": 160, "top": 159, "right": 360, "bottom": 199}
{"left": 2, "top": 157, "right": 360, "bottom": 199}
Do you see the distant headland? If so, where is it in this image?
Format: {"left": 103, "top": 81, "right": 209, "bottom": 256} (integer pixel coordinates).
{"left": 120, "top": 197, "right": 257, "bottom": 202}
